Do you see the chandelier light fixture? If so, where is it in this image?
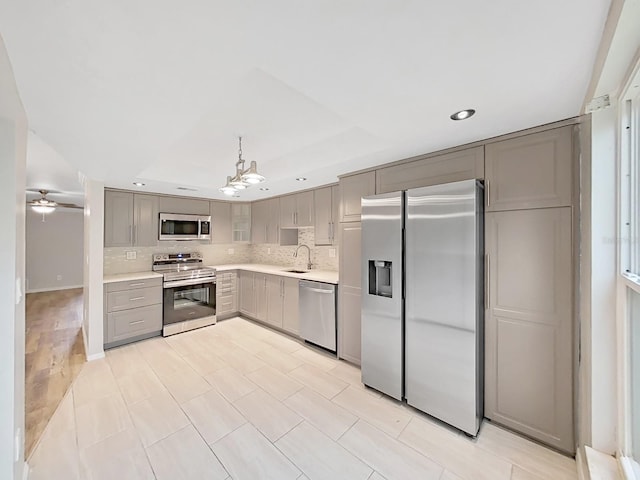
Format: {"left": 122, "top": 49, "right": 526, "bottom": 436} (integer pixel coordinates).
{"left": 219, "top": 136, "right": 265, "bottom": 196}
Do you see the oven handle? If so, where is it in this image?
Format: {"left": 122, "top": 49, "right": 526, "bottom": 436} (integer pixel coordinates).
{"left": 163, "top": 277, "right": 216, "bottom": 289}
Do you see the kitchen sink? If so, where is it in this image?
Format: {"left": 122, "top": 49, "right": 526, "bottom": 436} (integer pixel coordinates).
{"left": 283, "top": 269, "right": 309, "bottom": 274}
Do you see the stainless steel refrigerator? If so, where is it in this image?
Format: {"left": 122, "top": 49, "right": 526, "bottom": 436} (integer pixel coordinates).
{"left": 361, "top": 179, "right": 484, "bottom": 436}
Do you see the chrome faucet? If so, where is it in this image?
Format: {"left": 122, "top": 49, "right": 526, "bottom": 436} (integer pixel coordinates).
{"left": 293, "top": 244, "right": 312, "bottom": 270}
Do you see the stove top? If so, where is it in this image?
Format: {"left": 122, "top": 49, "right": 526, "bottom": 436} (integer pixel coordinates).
{"left": 152, "top": 252, "right": 216, "bottom": 282}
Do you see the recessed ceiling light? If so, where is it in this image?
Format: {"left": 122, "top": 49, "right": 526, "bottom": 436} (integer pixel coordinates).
{"left": 296, "top": 177, "right": 307, "bottom": 181}
{"left": 260, "top": 187, "right": 270, "bottom": 191}
{"left": 450, "top": 109, "right": 476, "bottom": 121}
{"left": 133, "top": 182, "right": 145, "bottom": 187}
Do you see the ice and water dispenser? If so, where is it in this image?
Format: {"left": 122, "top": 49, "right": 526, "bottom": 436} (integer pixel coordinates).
{"left": 368, "top": 260, "right": 393, "bottom": 298}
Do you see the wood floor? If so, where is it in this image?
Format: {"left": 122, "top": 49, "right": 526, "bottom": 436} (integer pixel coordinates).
{"left": 27, "top": 317, "right": 577, "bottom": 480}
{"left": 25, "top": 288, "right": 85, "bottom": 458}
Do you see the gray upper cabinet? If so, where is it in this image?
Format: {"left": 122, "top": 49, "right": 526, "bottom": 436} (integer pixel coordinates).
{"left": 133, "top": 194, "right": 158, "bottom": 247}
{"left": 484, "top": 207, "right": 574, "bottom": 453}
{"left": 338, "top": 221, "right": 362, "bottom": 365}
{"left": 105, "top": 191, "right": 157, "bottom": 247}
{"left": 158, "top": 196, "right": 210, "bottom": 215}
{"left": 314, "top": 186, "right": 337, "bottom": 246}
{"left": 232, "top": 203, "right": 251, "bottom": 243}
{"left": 340, "top": 171, "right": 376, "bottom": 223}
{"left": 105, "top": 191, "right": 134, "bottom": 247}
{"left": 252, "top": 200, "right": 268, "bottom": 244}
{"left": 252, "top": 198, "right": 280, "bottom": 244}
{"left": 280, "top": 191, "right": 314, "bottom": 228}
{"left": 376, "top": 146, "right": 485, "bottom": 194}
{"left": 485, "top": 126, "right": 573, "bottom": 211}
{"left": 210, "top": 201, "right": 232, "bottom": 244}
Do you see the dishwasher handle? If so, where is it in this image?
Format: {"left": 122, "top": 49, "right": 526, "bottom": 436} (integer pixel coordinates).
{"left": 303, "top": 287, "right": 334, "bottom": 294}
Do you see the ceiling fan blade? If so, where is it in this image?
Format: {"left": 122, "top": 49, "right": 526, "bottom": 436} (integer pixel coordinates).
{"left": 57, "top": 202, "right": 83, "bottom": 209}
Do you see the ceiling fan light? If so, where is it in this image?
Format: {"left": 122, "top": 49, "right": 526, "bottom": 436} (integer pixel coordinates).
{"left": 241, "top": 161, "right": 265, "bottom": 184}
{"left": 32, "top": 204, "right": 55, "bottom": 214}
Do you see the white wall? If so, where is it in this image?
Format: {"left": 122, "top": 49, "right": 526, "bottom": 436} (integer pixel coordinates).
{"left": 0, "top": 34, "right": 27, "bottom": 480}
{"left": 26, "top": 208, "right": 84, "bottom": 292}
{"left": 588, "top": 106, "right": 619, "bottom": 454}
{"left": 82, "top": 177, "right": 105, "bottom": 361}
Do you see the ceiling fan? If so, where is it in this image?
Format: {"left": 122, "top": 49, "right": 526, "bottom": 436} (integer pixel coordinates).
{"left": 27, "top": 189, "right": 83, "bottom": 214}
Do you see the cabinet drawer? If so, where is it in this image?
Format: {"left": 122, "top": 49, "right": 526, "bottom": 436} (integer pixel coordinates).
{"left": 217, "top": 294, "right": 237, "bottom": 313}
{"left": 106, "top": 277, "right": 163, "bottom": 293}
{"left": 107, "top": 286, "right": 162, "bottom": 312}
{"left": 107, "top": 304, "right": 162, "bottom": 343}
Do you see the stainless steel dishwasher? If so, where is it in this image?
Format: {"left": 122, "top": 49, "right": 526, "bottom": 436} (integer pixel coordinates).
{"left": 299, "top": 280, "right": 337, "bottom": 352}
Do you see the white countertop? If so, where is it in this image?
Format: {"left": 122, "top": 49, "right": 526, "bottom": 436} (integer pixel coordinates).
{"left": 213, "top": 264, "right": 339, "bottom": 284}
{"left": 103, "top": 271, "right": 164, "bottom": 284}
{"left": 103, "top": 264, "right": 338, "bottom": 285}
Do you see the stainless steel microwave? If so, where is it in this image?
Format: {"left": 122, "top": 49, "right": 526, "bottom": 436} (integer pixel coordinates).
{"left": 159, "top": 213, "right": 211, "bottom": 241}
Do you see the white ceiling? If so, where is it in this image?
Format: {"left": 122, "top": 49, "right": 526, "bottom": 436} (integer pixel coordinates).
{"left": 0, "top": 0, "right": 611, "bottom": 201}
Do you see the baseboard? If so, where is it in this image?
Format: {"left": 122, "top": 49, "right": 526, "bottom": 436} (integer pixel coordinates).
{"left": 577, "top": 446, "right": 590, "bottom": 480}
{"left": 584, "top": 445, "right": 622, "bottom": 479}
{"left": 26, "top": 284, "right": 83, "bottom": 294}
{"left": 22, "top": 461, "right": 29, "bottom": 480}
{"left": 81, "top": 324, "right": 105, "bottom": 362}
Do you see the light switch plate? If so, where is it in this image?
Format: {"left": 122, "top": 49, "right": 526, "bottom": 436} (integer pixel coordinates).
{"left": 228, "top": 248, "right": 235, "bottom": 255}
{"left": 267, "top": 247, "right": 271, "bottom": 254}
{"left": 126, "top": 251, "right": 136, "bottom": 260}
{"left": 329, "top": 248, "right": 336, "bottom": 258}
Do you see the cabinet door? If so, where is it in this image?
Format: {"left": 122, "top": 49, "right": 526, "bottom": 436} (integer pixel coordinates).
{"left": 485, "top": 126, "right": 573, "bottom": 211}
{"left": 280, "top": 194, "right": 297, "bottom": 228}
{"left": 232, "top": 203, "right": 251, "bottom": 243}
{"left": 266, "top": 275, "right": 284, "bottom": 328}
{"left": 282, "top": 277, "right": 299, "bottom": 335}
{"left": 239, "top": 271, "right": 255, "bottom": 317}
{"left": 331, "top": 186, "right": 339, "bottom": 245}
{"left": 338, "top": 222, "right": 362, "bottom": 365}
{"left": 106, "top": 304, "right": 162, "bottom": 344}
{"left": 210, "top": 201, "right": 232, "bottom": 244}
{"left": 295, "top": 191, "right": 314, "bottom": 227}
{"left": 104, "top": 191, "right": 134, "bottom": 247}
{"left": 339, "top": 171, "right": 375, "bottom": 222}
{"left": 266, "top": 198, "right": 280, "bottom": 244}
{"left": 251, "top": 200, "right": 268, "bottom": 244}
{"left": 133, "top": 194, "right": 158, "bottom": 247}
{"left": 314, "top": 187, "right": 333, "bottom": 245}
{"left": 255, "top": 273, "right": 268, "bottom": 321}
{"left": 376, "top": 146, "right": 484, "bottom": 194}
{"left": 158, "top": 196, "right": 210, "bottom": 215}
{"left": 485, "top": 208, "right": 573, "bottom": 453}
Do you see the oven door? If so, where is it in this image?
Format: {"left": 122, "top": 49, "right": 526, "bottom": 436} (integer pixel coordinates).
{"left": 163, "top": 278, "right": 216, "bottom": 325}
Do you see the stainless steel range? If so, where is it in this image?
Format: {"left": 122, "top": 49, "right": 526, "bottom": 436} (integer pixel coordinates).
{"left": 152, "top": 252, "right": 217, "bottom": 336}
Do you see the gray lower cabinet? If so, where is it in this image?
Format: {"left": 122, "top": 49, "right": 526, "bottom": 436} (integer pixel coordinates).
{"left": 282, "top": 278, "right": 299, "bottom": 335}
{"left": 255, "top": 273, "right": 268, "bottom": 322}
{"left": 266, "top": 275, "right": 284, "bottom": 328}
{"left": 338, "top": 222, "right": 362, "bottom": 365}
{"left": 239, "top": 271, "right": 256, "bottom": 317}
{"left": 216, "top": 271, "right": 238, "bottom": 319}
{"left": 484, "top": 207, "right": 573, "bottom": 453}
{"left": 104, "top": 277, "right": 163, "bottom": 348}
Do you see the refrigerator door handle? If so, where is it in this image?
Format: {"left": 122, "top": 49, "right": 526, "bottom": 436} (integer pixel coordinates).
{"left": 485, "top": 253, "right": 490, "bottom": 309}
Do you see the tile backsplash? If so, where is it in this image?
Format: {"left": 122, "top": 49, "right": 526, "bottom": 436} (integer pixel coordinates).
{"left": 103, "top": 227, "right": 339, "bottom": 275}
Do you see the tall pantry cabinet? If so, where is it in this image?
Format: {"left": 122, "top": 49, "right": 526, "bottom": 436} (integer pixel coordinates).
{"left": 338, "top": 171, "right": 376, "bottom": 365}
{"left": 483, "top": 125, "right": 575, "bottom": 454}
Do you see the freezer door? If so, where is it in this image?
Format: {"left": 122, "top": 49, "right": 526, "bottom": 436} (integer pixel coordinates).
{"left": 405, "top": 179, "right": 483, "bottom": 435}
{"left": 361, "top": 191, "right": 404, "bottom": 400}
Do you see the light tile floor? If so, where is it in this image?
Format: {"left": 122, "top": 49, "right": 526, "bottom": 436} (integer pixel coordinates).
{"left": 27, "top": 317, "right": 577, "bottom": 480}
